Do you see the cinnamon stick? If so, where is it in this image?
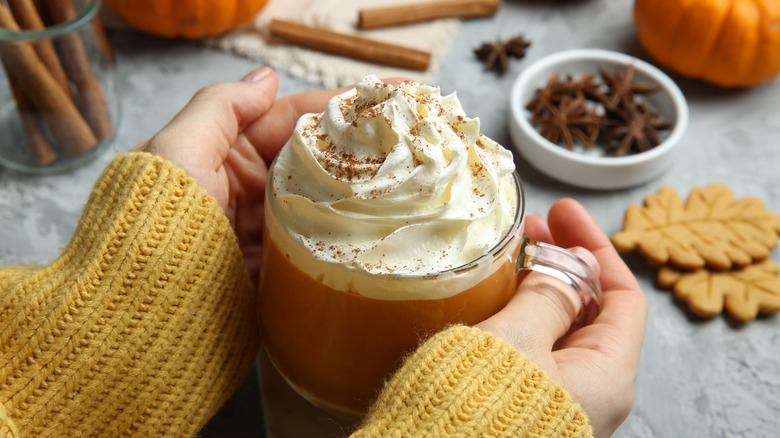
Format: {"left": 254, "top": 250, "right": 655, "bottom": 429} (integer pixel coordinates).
{"left": 6, "top": 0, "right": 72, "bottom": 98}
{"left": 269, "top": 19, "right": 431, "bottom": 71}
{"left": 358, "top": 0, "right": 500, "bottom": 30}
{"left": 92, "top": 14, "right": 114, "bottom": 62}
{"left": 0, "top": 5, "right": 97, "bottom": 155}
{"left": 41, "top": 0, "right": 112, "bottom": 140}
{"left": 8, "top": 78, "right": 58, "bottom": 165}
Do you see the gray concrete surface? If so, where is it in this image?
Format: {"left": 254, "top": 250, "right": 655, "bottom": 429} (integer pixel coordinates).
{"left": 1, "top": 1, "right": 778, "bottom": 437}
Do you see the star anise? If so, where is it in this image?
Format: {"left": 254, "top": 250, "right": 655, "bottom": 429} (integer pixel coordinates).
{"left": 605, "top": 101, "right": 672, "bottom": 156}
{"left": 570, "top": 73, "right": 605, "bottom": 102}
{"left": 526, "top": 73, "right": 602, "bottom": 116}
{"left": 525, "top": 73, "right": 566, "bottom": 116}
{"left": 599, "top": 65, "right": 659, "bottom": 111}
{"left": 474, "top": 35, "right": 531, "bottom": 75}
{"left": 525, "top": 65, "right": 671, "bottom": 156}
{"left": 529, "top": 95, "right": 603, "bottom": 150}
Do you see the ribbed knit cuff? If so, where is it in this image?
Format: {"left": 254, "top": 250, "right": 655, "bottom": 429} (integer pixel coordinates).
{"left": 0, "top": 153, "right": 259, "bottom": 437}
{"left": 0, "top": 403, "right": 19, "bottom": 438}
{"left": 352, "top": 325, "right": 592, "bottom": 437}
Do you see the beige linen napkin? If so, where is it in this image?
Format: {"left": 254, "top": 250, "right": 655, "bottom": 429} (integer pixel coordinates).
{"left": 208, "top": 0, "right": 460, "bottom": 88}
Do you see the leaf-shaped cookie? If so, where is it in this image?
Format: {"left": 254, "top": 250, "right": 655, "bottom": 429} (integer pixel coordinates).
{"left": 657, "top": 260, "right": 780, "bottom": 323}
{"left": 612, "top": 184, "right": 780, "bottom": 271}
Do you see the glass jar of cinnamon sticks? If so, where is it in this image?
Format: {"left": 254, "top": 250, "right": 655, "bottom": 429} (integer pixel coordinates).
{"left": 0, "top": 0, "right": 116, "bottom": 174}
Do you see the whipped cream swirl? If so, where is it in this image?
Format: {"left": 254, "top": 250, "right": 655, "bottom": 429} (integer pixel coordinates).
{"left": 268, "top": 75, "right": 518, "bottom": 290}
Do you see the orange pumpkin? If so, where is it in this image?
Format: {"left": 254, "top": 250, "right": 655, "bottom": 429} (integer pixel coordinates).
{"left": 634, "top": 0, "right": 780, "bottom": 87}
{"left": 106, "top": 0, "right": 268, "bottom": 39}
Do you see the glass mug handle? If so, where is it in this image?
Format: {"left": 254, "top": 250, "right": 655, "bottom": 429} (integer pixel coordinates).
{"left": 517, "top": 237, "right": 602, "bottom": 325}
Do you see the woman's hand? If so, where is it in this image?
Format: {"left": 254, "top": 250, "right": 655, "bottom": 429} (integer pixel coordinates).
{"left": 136, "top": 67, "right": 341, "bottom": 282}
{"left": 476, "top": 198, "right": 648, "bottom": 437}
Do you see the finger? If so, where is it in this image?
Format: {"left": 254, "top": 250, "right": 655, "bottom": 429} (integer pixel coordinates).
{"left": 475, "top": 269, "right": 585, "bottom": 378}
{"left": 524, "top": 214, "right": 553, "bottom": 243}
{"left": 547, "top": 198, "right": 634, "bottom": 292}
{"left": 246, "top": 77, "right": 413, "bottom": 164}
{"left": 547, "top": 198, "right": 647, "bottom": 358}
{"left": 569, "top": 246, "right": 600, "bottom": 278}
{"left": 526, "top": 212, "right": 601, "bottom": 310}
{"left": 145, "top": 67, "right": 279, "bottom": 169}
{"left": 476, "top": 209, "right": 597, "bottom": 357}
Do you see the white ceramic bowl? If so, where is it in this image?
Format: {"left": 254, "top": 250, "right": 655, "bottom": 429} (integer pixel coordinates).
{"left": 508, "top": 48, "right": 688, "bottom": 190}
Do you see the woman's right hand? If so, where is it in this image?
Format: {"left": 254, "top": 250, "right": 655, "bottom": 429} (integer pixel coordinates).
{"left": 476, "top": 198, "right": 648, "bottom": 437}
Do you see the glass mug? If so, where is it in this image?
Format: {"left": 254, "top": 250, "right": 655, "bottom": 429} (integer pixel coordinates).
{"left": 258, "top": 169, "right": 601, "bottom": 420}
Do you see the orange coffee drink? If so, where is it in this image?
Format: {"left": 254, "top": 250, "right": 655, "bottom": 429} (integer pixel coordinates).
{"left": 258, "top": 76, "right": 601, "bottom": 420}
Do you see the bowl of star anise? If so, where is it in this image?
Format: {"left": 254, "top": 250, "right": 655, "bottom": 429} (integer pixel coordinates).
{"left": 508, "top": 48, "right": 688, "bottom": 190}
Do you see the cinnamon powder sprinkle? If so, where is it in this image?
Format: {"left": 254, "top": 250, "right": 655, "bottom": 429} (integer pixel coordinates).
{"left": 314, "top": 143, "right": 386, "bottom": 182}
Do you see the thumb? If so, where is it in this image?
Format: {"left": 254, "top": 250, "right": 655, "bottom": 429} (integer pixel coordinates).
{"left": 476, "top": 247, "right": 598, "bottom": 362}
{"left": 141, "top": 67, "right": 280, "bottom": 165}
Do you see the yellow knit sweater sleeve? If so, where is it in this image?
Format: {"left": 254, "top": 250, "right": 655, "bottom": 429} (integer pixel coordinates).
{"left": 352, "top": 325, "right": 593, "bottom": 437}
{"left": 0, "top": 153, "right": 259, "bottom": 437}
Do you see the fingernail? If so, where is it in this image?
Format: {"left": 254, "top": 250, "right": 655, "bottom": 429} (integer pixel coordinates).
{"left": 242, "top": 66, "right": 273, "bottom": 83}
{"left": 570, "top": 246, "right": 600, "bottom": 276}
